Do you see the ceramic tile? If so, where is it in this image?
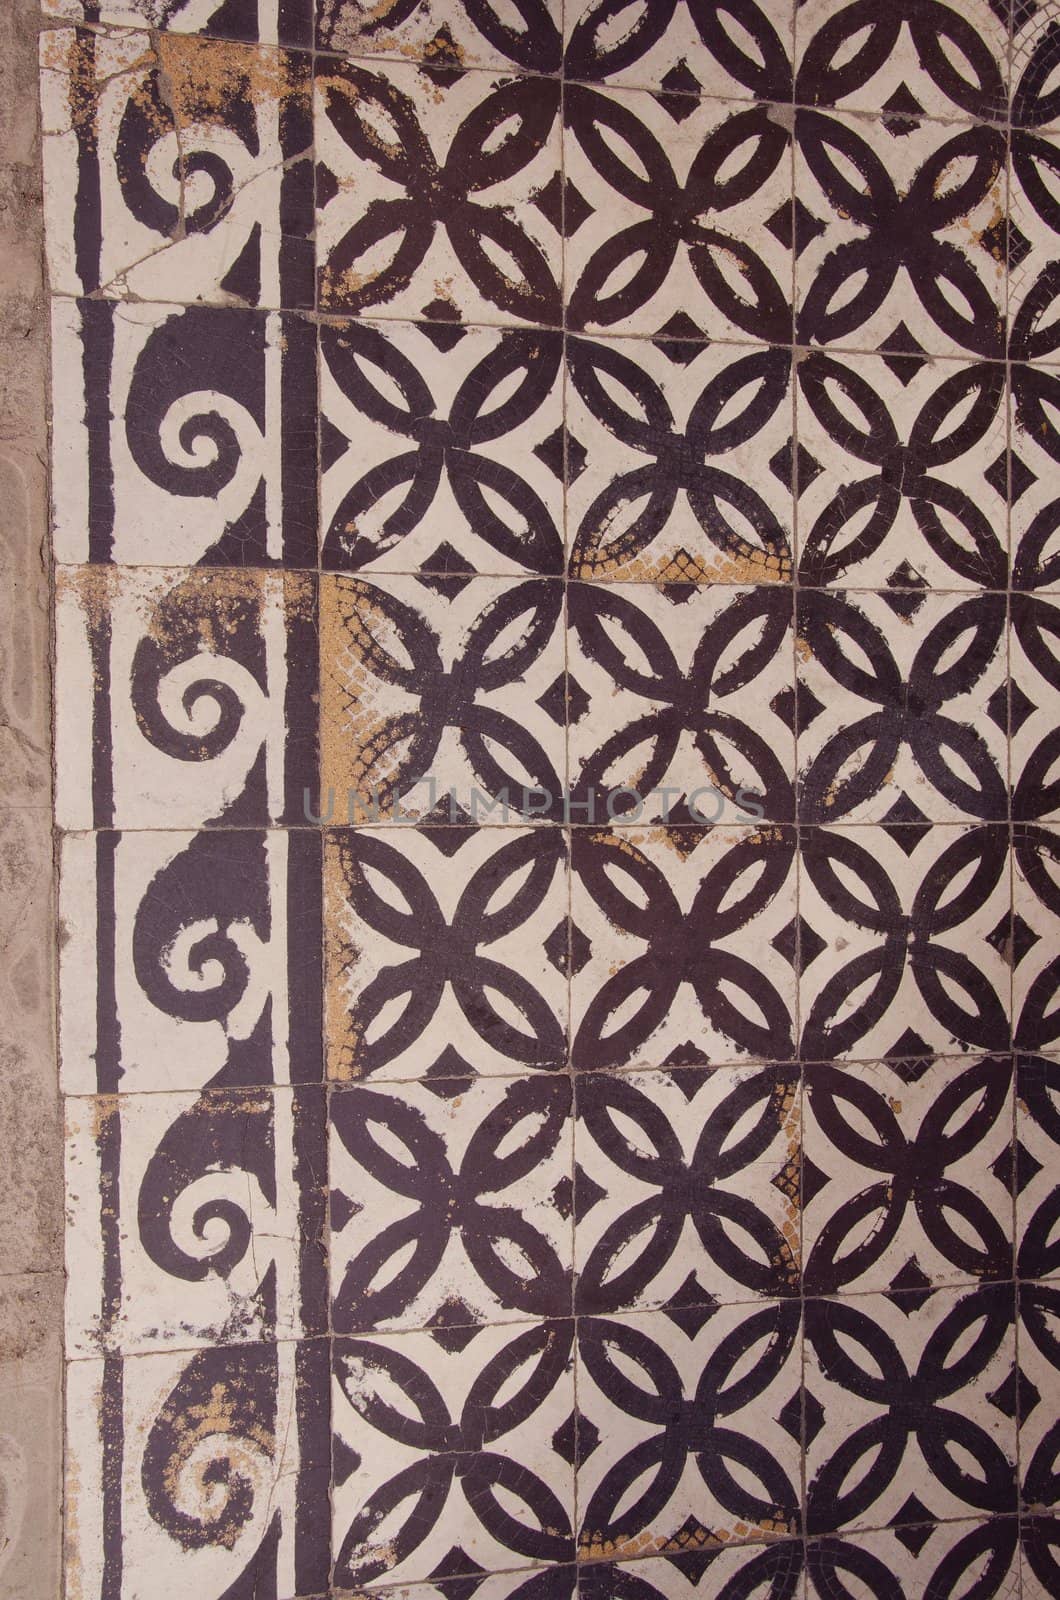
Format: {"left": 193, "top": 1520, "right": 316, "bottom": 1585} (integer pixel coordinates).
{"left": 577, "top": 1547, "right": 805, "bottom": 1600}
{"left": 324, "top": 825, "right": 569, "bottom": 1081}
{"left": 331, "top": 1320, "right": 576, "bottom": 1587}
{"left": 1011, "top": 362, "right": 1060, "bottom": 593}
{"left": 807, "top": 1520, "right": 1019, "bottom": 1600}
{"left": 563, "top": 85, "right": 794, "bottom": 342}
{"left": 58, "top": 829, "right": 323, "bottom": 1095}
{"left": 1018, "top": 1281, "right": 1060, "bottom": 1517}
{"left": 802, "top": 1055, "right": 1014, "bottom": 1296}
{"left": 1011, "top": 594, "right": 1060, "bottom": 821}
{"left": 795, "top": 108, "right": 1007, "bottom": 360}
{"left": 330, "top": 1074, "right": 573, "bottom": 1332}
{"left": 573, "top": 1065, "right": 800, "bottom": 1314}
{"left": 804, "top": 1283, "right": 1018, "bottom": 1535}
{"left": 575, "top": 1303, "right": 803, "bottom": 1558}
{"left": 51, "top": 299, "right": 318, "bottom": 567}
{"left": 1010, "top": 125, "right": 1060, "bottom": 364}
{"left": 319, "top": 319, "right": 564, "bottom": 575}
{"left": 794, "top": 350, "right": 1010, "bottom": 589}
{"left": 1024, "top": 1516, "right": 1060, "bottom": 1599}
{"left": 567, "top": 582, "right": 795, "bottom": 824}
{"left": 65, "top": 1340, "right": 331, "bottom": 1599}
{"left": 563, "top": 336, "right": 794, "bottom": 584}
{"left": 345, "top": 1572, "right": 577, "bottom": 1600}
{"left": 1014, "top": 825, "right": 1060, "bottom": 1053}
{"left": 42, "top": 0, "right": 314, "bottom": 47}
{"left": 796, "top": 590, "right": 1009, "bottom": 824}
{"left": 315, "top": 56, "right": 562, "bottom": 326}
{"left": 319, "top": 574, "right": 565, "bottom": 824}
{"left": 562, "top": 0, "right": 795, "bottom": 103}
{"left": 1016, "top": 1053, "right": 1060, "bottom": 1281}
{"left": 65, "top": 1086, "right": 327, "bottom": 1356}
{"left": 41, "top": 30, "right": 314, "bottom": 305}
{"left": 316, "top": 0, "right": 563, "bottom": 74}
{"left": 1012, "top": 2, "right": 1060, "bottom": 136}
{"left": 794, "top": 0, "right": 1010, "bottom": 122}
{"left": 54, "top": 567, "right": 318, "bottom": 830}
{"left": 570, "top": 825, "right": 798, "bottom": 1072}
{"left": 798, "top": 824, "right": 1011, "bottom": 1062}
{"left": 41, "top": 4, "right": 1048, "bottom": 1593}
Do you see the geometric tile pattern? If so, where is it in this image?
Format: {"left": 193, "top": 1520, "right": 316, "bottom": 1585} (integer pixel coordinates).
{"left": 42, "top": 0, "right": 1060, "bottom": 1595}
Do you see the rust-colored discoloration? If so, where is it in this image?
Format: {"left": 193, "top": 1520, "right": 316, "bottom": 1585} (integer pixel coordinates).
{"left": 155, "top": 34, "right": 294, "bottom": 125}
{"left": 572, "top": 543, "right": 790, "bottom": 585}
{"left": 324, "top": 831, "right": 366, "bottom": 1082}
{"left": 320, "top": 576, "right": 415, "bottom": 819}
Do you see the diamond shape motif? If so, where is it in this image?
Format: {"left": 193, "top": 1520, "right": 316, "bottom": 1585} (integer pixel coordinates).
{"left": 881, "top": 84, "right": 925, "bottom": 137}
{"left": 574, "top": 1163, "right": 607, "bottom": 1221}
{"left": 767, "top": 198, "right": 825, "bottom": 256}
{"left": 653, "top": 312, "right": 707, "bottom": 363}
{"left": 892, "top": 1500, "right": 936, "bottom": 1553}
{"left": 885, "top": 1257, "right": 934, "bottom": 1310}
{"left": 429, "top": 1301, "right": 481, "bottom": 1353}
{"left": 419, "top": 315, "right": 467, "bottom": 352}
{"left": 659, "top": 1273, "right": 718, "bottom": 1338}
{"left": 1010, "top": 681, "right": 1036, "bottom": 734}
{"left": 419, "top": 28, "right": 466, "bottom": 86}
{"left": 1013, "top": 1136, "right": 1044, "bottom": 1194}
{"left": 881, "top": 794, "right": 932, "bottom": 854}
{"left": 656, "top": 60, "right": 702, "bottom": 121}
{"left": 878, "top": 323, "right": 929, "bottom": 384}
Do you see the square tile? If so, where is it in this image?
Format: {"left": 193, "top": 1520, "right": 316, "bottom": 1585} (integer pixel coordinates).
{"left": 1011, "top": 595, "right": 1060, "bottom": 821}
{"left": 805, "top": 1283, "right": 1017, "bottom": 1535}
{"left": 1010, "top": 127, "right": 1060, "bottom": 364}
{"left": 331, "top": 1320, "right": 576, "bottom": 1587}
{"left": 795, "top": 0, "right": 1009, "bottom": 121}
{"left": 807, "top": 1520, "right": 1019, "bottom": 1600}
{"left": 1012, "top": 2, "right": 1060, "bottom": 135}
{"left": 798, "top": 824, "right": 1011, "bottom": 1061}
{"left": 65, "top": 1086, "right": 326, "bottom": 1356}
{"left": 333, "top": 1572, "right": 578, "bottom": 1600}
{"left": 58, "top": 830, "right": 323, "bottom": 1095}
{"left": 795, "top": 108, "right": 1006, "bottom": 360}
{"left": 41, "top": 0, "right": 313, "bottom": 47}
{"left": 324, "top": 825, "right": 569, "bottom": 1081}
{"left": 1011, "top": 363, "right": 1060, "bottom": 592}
{"left": 315, "top": 57, "right": 561, "bottom": 326}
{"left": 563, "top": 0, "right": 794, "bottom": 102}
{"left": 316, "top": 0, "right": 563, "bottom": 74}
{"left": 1014, "top": 825, "right": 1060, "bottom": 1052}
{"left": 564, "top": 337, "right": 794, "bottom": 583}
{"left": 574, "top": 1065, "right": 800, "bottom": 1313}
{"left": 796, "top": 590, "right": 1009, "bottom": 824}
{"left": 802, "top": 1055, "right": 1014, "bottom": 1296}
{"left": 570, "top": 825, "right": 798, "bottom": 1072}
{"left": 1024, "top": 1517, "right": 1060, "bottom": 1599}
{"left": 54, "top": 567, "right": 317, "bottom": 830}
{"left": 563, "top": 86, "right": 793, "bottom": 342}
{"left": 65, "top": 1340, "right": 330, "bottom": 1599}
{"left": 576, "top": 1303, "right": 802, "bottom": 1557}
{"left": 1016, "top": 1053, "right": 1060, "bottom": 1280}
{"left": 51, "top": 299, "right": 317, "bottom": 568}
{"left": 568, "top": 581, "right": 795, "bottom": 825}
{"left": 41, "top": 30, "right": 314, "bottom": 305}
{"left": 319, "top": 574, "right": 565, "bottom": 824}
{"left": 794, "top": 350, "right": 1009, "bottom": 589}
{"left": 1018, "top": 1283, "right": 1060, "bottom": 1518}
{"left": 320, "top": 319, "right": 564, "bottom": 575}
{"left": 330, "top": 1074, "right": 573, "bottom": 1332}
{"left": 577, "top": 1547, "right": 805, "bottom": 1599}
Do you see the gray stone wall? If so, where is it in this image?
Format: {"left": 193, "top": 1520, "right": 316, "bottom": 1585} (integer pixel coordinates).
{"left": 0, "top": 1, "right": 62, "bottom": 1594}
